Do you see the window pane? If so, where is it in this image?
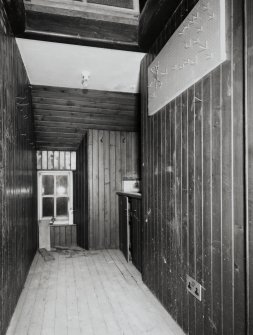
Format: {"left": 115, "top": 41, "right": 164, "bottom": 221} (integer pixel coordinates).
{"left": 56, "top": 197, "right": 68, "bottom": 216}
{"left": 56, "top": 176, "right": 68, "bottom": 196}
{"left": 42, "top": 175, "right": 54, "bottom": 195}
{"left": 42, "top": 198, "right": 54, "bottom": 217}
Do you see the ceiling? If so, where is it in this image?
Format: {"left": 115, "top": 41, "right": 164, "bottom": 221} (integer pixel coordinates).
{"left": 13, "top": 3, "right": 145, "bottom": 151}
{"left": 17, "top": 38, "right": 145, "bottom": 93}
{"left": 32, "top": 85, "right": 139, "bottom": 150}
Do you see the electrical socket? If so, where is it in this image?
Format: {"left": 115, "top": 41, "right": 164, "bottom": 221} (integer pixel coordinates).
{"left": 186, "top": 275, "right": 202, "bottom": 301}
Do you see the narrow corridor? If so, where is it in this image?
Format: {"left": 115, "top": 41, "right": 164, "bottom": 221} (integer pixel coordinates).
{"left": 6, "top": 250, "right": 184, "bottom": 335}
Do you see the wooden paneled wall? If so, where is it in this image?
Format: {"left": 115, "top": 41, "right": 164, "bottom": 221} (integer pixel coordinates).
{"left": 0, "top": 2, "right": 37, "bottom": 335}
{"left": 74, "top": 135, "right": 89, "bottom": 249}
{"left": 245, "top": 0, "right": 253, "bottom": 333}
{"left": 141, "top": 0, "right": 246, "bottom": 334}
{"left": 88, "top": 129, "right": 140, "bottom": 249}
{"left": 50, "top": 225, "right": 77, "bottom": 248}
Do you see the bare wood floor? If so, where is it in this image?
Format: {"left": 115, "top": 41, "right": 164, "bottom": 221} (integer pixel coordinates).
{"left": 7, "top": 250, "right": 185, "bottom": 335}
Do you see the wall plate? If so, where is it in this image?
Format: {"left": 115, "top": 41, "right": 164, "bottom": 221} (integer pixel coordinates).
{"left": 186, "top": 275, "right": 203, "bottom": 301}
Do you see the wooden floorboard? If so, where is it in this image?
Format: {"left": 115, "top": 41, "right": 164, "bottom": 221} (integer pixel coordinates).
{"left": 6, "top": 250, "right": 185, "bottom": 335}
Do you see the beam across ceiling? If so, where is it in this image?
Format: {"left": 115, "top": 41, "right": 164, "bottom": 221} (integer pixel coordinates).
{"left": 24, "top": 10, "right": 139, "bottom": 51}
{"left": 20, "top": 1, "right": 140, "bottom": 52}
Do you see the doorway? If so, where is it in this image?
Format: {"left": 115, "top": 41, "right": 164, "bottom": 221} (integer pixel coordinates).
{"left": 37, "top": 171, "right": 76, "bottom": 249}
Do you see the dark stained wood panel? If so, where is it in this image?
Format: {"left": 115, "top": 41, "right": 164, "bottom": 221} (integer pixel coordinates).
{"left": 130, "top": 197, "right": 142, "bottom": 273}
{"left": 0, "top": 2, "right": 37, "bottom": 335}
{"left": 87, "top": 0, "right": 134, "bottom": 9}
{"left": 22, "top": 8, "right": 139, "bottom": 51}
{"left": 88, "top": 129, "right": 140, "bottom": 250}
{"left": 50, "top": 224, "right": 77, "bottom": 248}
{"left": 140, "top": 0, "right": 246, "bottom": 334}
{"left": 32, "top": 86, "right": 140, "bottom": 151}
{"left": 118, "top": 195, "right": 130, "bottom": 262}
{"left": 74, "top": 135, "right": 89, "bottom": 249}
{"left": 25, "top": 10, "right": 137, "bottom": 43}
{"left": 245, "top": 0, "right": 253, "bottom": 333}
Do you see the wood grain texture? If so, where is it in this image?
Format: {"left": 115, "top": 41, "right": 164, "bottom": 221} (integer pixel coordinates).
{"left": 22, "top": 8, "right": 140, "bottom": 51}
{"left": 118, "top": 195, "right": 129, "bottom": 262}
{"left": 25, "top": 9, "right": 137, "bottom": 43}
{"left": 245, "top": 0, "right": 253, "bottom": 333}
{"left": 130, "top": 197, "right": 142, "bottom": 273}
{"left": 50, "top": 225, "right": 77, "bottom": 248}
{"left": 0, "top": 3, "right": 37, "bottom": 334}
{"left": 140, "top": 0, "right": 246, "bottom": 334}
{"left": 88, "top": 129, "right": 140, "bottom": 250}
{"left": 74, "top": 135, "right": 89, "bottom": 249}
{"left": 6, "top": 250, "right": 185, "bottom": 335}
{"left": 87, "top": 0, "right": 134, "bottom": 10}
{"left": 32, "top": 86, "right": 140, "bottom": 150}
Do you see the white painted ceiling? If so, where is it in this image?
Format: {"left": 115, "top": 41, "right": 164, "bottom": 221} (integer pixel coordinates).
{"left": 16, "top": 38, "right": 145, "bottom": 93}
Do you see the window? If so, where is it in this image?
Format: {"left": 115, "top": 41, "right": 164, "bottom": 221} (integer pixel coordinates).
{"left": 38, "top": 171, "right": 73, "bottom": 225}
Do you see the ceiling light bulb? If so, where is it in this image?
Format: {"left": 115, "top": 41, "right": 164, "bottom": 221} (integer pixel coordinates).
{"left": 81, "top": 70, "right": 91, "bottom": 88}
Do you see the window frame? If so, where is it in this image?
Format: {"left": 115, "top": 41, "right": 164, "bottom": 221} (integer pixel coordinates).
{"left": 38, "top": 171, "right": 73, "bottom": 225}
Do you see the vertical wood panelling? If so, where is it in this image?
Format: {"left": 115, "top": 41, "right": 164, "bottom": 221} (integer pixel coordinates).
{"left": 182, "top": 89, "right": 189, "bottom": 332}
{"left": 104, "top": 131, "right": 110, "bottom": 248}
{"left": 0, "top": 3, "right": 37, "bottom": 335}
{"left": 245, "top": 0, "right": 253, "bottom": 333}
{"left": 92, "top": 130, "right": 99, "bottom": 249}
{"left": 109, "top": 132, "right": 117, "bottom": 249}
{"left": 115, "top": 131, "right": 121, "bottom": 248}
{"left": 50, "top": 225, "right": 77, "bottom": 248}
{"left": 140, "top": 0, "right": 246, "bottom": 334}
{"left": 98, "top": 130, "right": 105, "bottom": 249}
{"left": 74, "top": 135, "right": 88, "bottom": 249}
{"left": 202, "top": 74, "right": 212, "bottom": 335}
{"left": 233, "top": 0, "right": 246, "bottom": 332}
{"left": 119, "top": 195, "right": 129, "bottom": 262}
{"left": 88, "top": 129, "right": 140, "bottom": 250}
{"left": 130, "top": 198, "right": 142, "bottom": 273}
